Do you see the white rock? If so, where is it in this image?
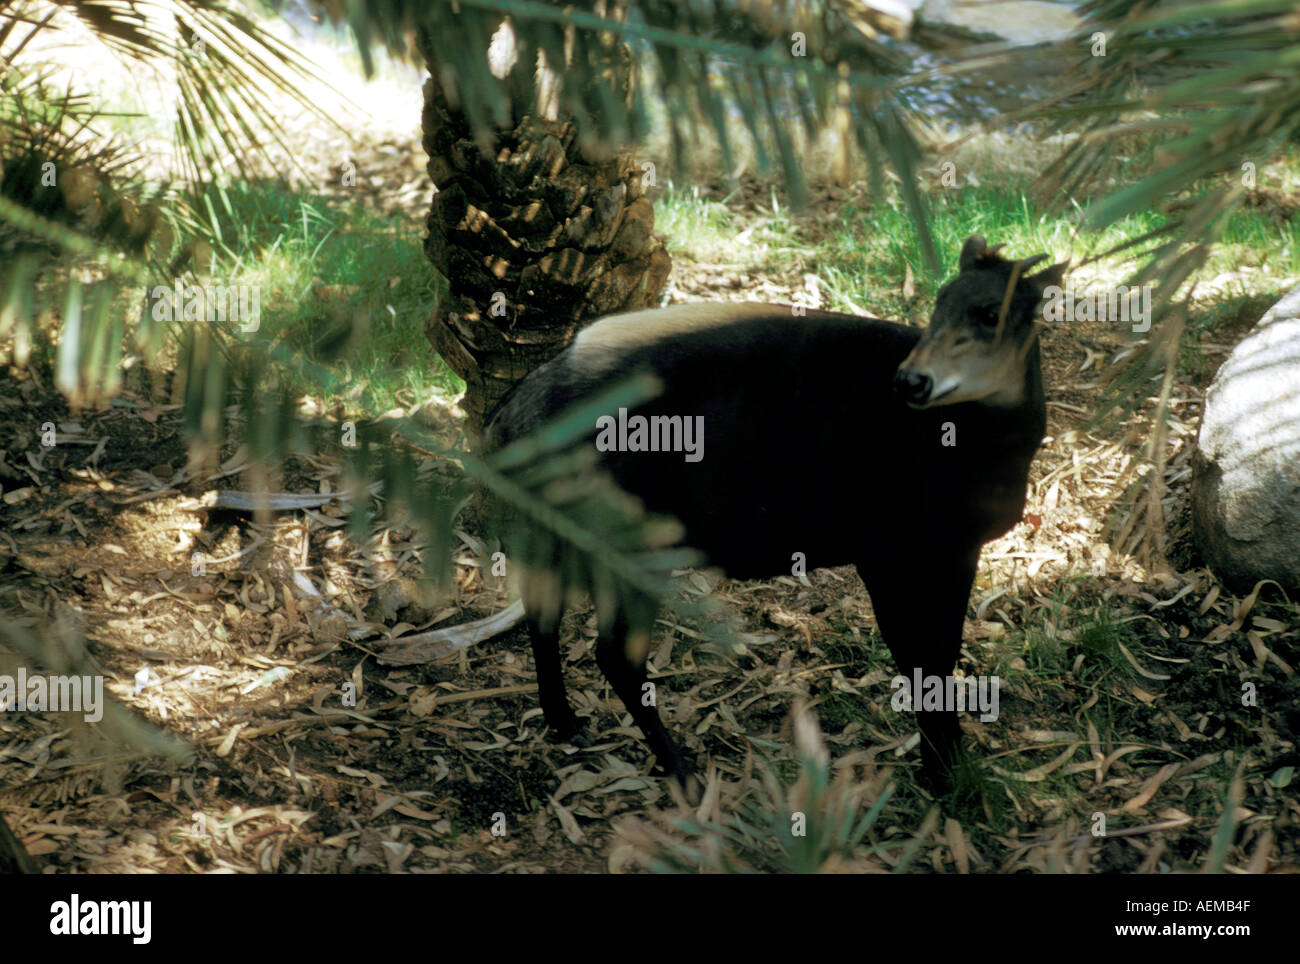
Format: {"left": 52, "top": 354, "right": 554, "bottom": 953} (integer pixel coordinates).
{"left": 920, "top": 0, "right": 1082, "bottom": 45}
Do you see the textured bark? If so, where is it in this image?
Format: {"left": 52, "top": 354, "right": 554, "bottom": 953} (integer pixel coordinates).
{"left": 419, "top": 39, "right": 671, "bottom": 443}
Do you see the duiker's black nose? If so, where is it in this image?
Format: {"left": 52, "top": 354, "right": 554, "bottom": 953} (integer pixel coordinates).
{"left": 894, "top": 368, "right": 932, "bottom": 404}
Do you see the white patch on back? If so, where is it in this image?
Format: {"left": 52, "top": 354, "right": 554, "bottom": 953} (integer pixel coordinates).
{"left": 572, "top": 302, "right": 791, "bottom": 371}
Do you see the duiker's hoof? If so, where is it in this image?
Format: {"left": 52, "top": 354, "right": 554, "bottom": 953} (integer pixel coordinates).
{"left": 546, "top": 714, "right": 588, "bottom": 747}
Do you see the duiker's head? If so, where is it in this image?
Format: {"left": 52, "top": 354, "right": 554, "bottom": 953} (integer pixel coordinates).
{"left": 895, "top": 236, "right": 1068, "bottom": 408}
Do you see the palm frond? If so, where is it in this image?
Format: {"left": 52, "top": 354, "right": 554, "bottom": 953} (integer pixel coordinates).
{"left": 614, "top": 704, "right": 917, "bottom": 873}
{"left": 959, "top": 0, "right": 1300, "bottom": 566}
{"left": 310, "top": 0, "right": 940, "bottom": 268}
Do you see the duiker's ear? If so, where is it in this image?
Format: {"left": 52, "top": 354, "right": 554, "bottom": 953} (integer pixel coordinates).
{"left": 1029, "top": 259, "right": 1070, "bottom": 292}
{"left": 959, "top": 235, "right": 988, "bottom": 271}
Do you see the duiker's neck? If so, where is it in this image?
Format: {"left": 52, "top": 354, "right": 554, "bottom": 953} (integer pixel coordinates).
{"left": 1022, "top": 339, "right": 1044, "bottom": 414}
{"left": 973, "top": 338, "right": 1044, "bottom": 450}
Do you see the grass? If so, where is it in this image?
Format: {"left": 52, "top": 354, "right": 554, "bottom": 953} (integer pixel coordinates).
{"left": 818, "top": 623, "right": 883, "bottom": 678}
{"left": 199, "top": 182, "right": 455, "bottom": 414}
{"left": 650, "top": 139, "right": 1300, "bottom": 388}
{"left": 656, "top": 181, "right": 801, "bottom": 267}
{"left": 945, "top": 749, "right": 1013, "bottom": 829}
{"left": 819, "top": 181, "right": 1087, "bottom": 319}
{"left": 989, "top": 571, "right": 1139, "bottom": 693}
{"left": 816, "top": 177, "right": 1300, "bottom": 328}
{"left": 815, "top": 689, "right": 871, "bottom": 732}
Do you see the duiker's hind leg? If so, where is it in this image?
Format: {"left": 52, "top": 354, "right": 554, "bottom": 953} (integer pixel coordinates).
{"left": 522, "top": 571, "right": 582, "bottom": 742}
{"left": 858, "top": 547, "right": 979, "bottom": 791}
{"left": 594, "top": 596, "right": 694, "bottom": 786}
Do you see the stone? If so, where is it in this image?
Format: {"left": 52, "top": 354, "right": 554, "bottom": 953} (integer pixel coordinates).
{"left": 1192, "top": 283, "right": 1300, "bottom": 594}
{"left": 917, "top": 0, "right": 1081, "bottom": 45}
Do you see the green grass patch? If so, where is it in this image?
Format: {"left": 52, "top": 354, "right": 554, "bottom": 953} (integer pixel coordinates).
{"left": 201, "top": 181, "right": 455, "bottom": 414}
{"left": 654, "top": 140, "right": 1300, "bottom": 348}
{"left": 819, "top": 624, "right": 883, "bottom": 678}
{"left": 656, "top": 181, "right": 800, "bottom": 268}
{"left": 1018, "top": 602, "right": 1136, "bottom": 686}
{"left": 815, "top": 690, "right": 871, "bottom": 732}
{"left": 817, "top": 180, "right": 1162, "bottom": 323}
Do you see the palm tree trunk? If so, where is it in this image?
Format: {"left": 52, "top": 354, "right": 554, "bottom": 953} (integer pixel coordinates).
{"left": 418, "top": 30, "right": 671, "bottom": 443}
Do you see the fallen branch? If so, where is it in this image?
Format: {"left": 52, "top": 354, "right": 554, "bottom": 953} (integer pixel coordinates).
{"left": 208, "top": 490, "right": 341, "bottom": 511}
{"left": 430, "top": 682, "right": 538, "bottom": 704}
{"left": 375, "top": 599, "right": 527, "bottom": 665}
{"left": 277, "top": 556, "right": 524, "bottom": 662}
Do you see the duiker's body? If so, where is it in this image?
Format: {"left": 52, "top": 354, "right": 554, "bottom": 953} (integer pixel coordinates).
{"left": 486, "top": 237, "right": 1065, "bottom": 789}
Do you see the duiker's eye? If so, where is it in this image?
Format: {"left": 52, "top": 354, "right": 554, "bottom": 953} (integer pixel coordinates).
{"left": 977, "top": 307, "right": 1002, "bottom": 328}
